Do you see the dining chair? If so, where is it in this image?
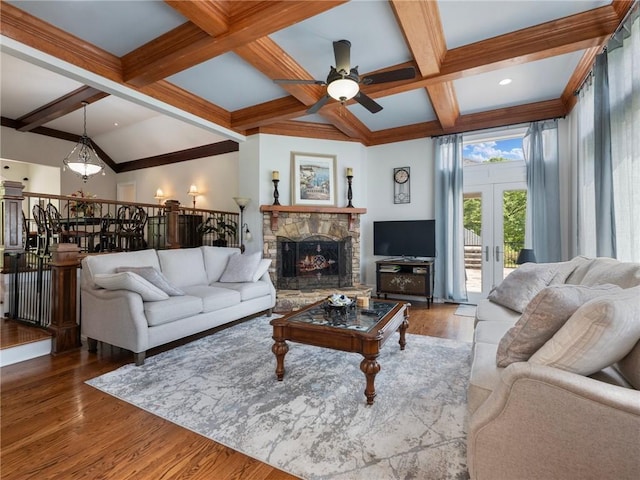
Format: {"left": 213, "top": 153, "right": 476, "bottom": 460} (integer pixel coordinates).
{"left": 31, "top": 204, "right": 51, "bottom": 256}
{"left": 45, "top": 203, "right": 96, "bottom": 252}
{"left": 116, "top": 205, "right": 148, "bottom": 251}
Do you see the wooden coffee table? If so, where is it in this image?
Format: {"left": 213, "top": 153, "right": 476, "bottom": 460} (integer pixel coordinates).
{"left": 270, "top": 299, "right": 410, "bottom": 405}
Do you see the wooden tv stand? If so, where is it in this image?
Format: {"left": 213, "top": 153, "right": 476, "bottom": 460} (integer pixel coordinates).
{"left": 376, "top": 258, "right": 434, "bottom": 307}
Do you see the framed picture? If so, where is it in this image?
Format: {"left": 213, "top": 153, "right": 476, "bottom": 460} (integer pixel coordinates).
{"left": 291, "top": 152, "right": 337, "bottom": 206}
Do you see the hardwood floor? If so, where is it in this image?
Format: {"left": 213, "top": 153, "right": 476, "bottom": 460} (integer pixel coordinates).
{"left": 0, "top": 302, "right": 474, "bottom": 480}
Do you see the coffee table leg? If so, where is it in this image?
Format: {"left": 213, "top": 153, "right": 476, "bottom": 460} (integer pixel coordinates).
{"left": 272, "top": 340, "right": 288, "bottom": 380}
{"left": 360, "top": 355, "right": 381, "bottom": 405}
{"left": 398, "top": 308, "right": 409, "bottom": 350}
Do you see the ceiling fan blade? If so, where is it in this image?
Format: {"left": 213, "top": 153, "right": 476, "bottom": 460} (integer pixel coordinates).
{"left": 307, "top": 94, "right": 331, "bottom": 114}
{"left": 354, "top": 92, "right": 382, "bottom": 114}
{"left": 333, "top": 39, "right": 351, "bottom": 73}
{"left": 361, "top": 67, "right": 416, "bottom": 85}
{"left": 273, "top": 79, "right": 325, "bottom": 85}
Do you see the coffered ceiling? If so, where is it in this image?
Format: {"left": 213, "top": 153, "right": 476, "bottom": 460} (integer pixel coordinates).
{"left": 0, "top": 1, "right": 633, "bottom": 170}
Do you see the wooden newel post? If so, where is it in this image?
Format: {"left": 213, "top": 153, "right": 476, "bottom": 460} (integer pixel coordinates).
{"left": 164, "top": 200, "right": 181, "bottom": 249}
{"left": 49, "top": 243, "right": 81, "bottom": 354}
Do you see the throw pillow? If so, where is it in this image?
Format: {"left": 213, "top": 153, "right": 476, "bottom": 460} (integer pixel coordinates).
{"left": 252, "top": 258, "right": 272, "bottom": 282}
{"left": 116, "top": 266, "right": 184, "bottom": 296}
{"left": 496, "top": 284, "right": 622, "bottom": 367}
{"left": 219, "top": 252, "right": 262, "bottom": 283}
{"left": 529, "top": 286, "right": 640, "bottom": 376}
{"left": 94, "top": 272, "right": 169, "bottom": 302}
{"left": 488, "top": 262, "right": 559, "bottom": 313}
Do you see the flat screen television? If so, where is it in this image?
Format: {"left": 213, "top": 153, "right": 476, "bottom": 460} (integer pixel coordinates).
{"left": 373, "top": 219, "right": 436, "bottom": 258}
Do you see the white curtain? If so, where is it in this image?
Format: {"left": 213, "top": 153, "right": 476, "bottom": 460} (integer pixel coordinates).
{"left": 523, "top": 120, "right": 562, "bottom": 263}
{"left": 434, "top": 134, "right": 467, "bottom": 302}
{"left": 608, "top": 6, "right": 640, "bottom": 261}
{"left": 575, "top": 75, "right": 598, "bottom": 257}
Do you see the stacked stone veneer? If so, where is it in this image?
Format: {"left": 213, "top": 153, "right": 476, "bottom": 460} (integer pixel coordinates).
{"left": 262, "top": 210, "right": 369, "bottom": 310}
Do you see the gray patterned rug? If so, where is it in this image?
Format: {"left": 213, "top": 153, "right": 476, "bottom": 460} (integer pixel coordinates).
{"left": 87, "top": 315, "right": 471, "bottom": 480}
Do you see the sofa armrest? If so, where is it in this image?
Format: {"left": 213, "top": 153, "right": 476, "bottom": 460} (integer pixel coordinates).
{"left": 468, "top": 362, "right": 640, "bottom": 480}
{"left": 81, "top": 287, "right": 150, "bottom": 354}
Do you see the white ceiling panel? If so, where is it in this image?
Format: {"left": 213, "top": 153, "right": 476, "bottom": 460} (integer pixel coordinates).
{"left": 168, "top": 52, "right": 287, "bottom": 112}
{"left": 455, "top": 51, "right": 584, "bottom": 114}
{"left": 94, "top": 116, "right": 226, "bottom": 162}
{"left": 348, "top": 90, "right": 436, "bottom": 131}
{"left": 439, "top": 0, "right": 610, "bottom": 49}
{"left": 0, "top": 53, "right": 83, "bottom": 118}
{"left": 6, "top": 0, "right": 185, "bottom": 56}
{"left": 270, "top": 1, "right": 413, "bottom": 81}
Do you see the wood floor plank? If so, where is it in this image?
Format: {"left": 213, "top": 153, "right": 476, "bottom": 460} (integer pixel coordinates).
{"left": 1, "top": 303, "right": 471, "bottom": 479}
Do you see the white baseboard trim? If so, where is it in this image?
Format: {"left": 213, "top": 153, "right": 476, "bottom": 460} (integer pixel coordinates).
{"left": 0, "top": 338, "right": 51, "bottom": 367}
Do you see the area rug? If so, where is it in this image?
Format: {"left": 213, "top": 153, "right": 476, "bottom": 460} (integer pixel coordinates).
{"left": 454, "top": 304, "right": 477, "bottom": 317}
{"left": 86, "top": 315, "right": 472, "bottom": 480}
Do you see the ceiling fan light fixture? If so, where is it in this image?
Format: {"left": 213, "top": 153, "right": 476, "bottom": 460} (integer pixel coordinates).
{"left": 327, "top": 78, "right": 359, "bottom": 102}
{"left": 63, "top": 102, "right": 105, "bottom": 182}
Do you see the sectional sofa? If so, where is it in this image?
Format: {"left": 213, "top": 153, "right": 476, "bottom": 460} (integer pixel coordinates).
{"left": 81, "top": 246, "right": 275, "bottom": 365}
{"left": 466, "top": 256, "right": 640, "bottom": 480}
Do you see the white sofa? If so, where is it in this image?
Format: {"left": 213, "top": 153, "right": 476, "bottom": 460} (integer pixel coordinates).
{"left": 81, "top": 246, "right": 275, "bottom": 365}
{"left": 467, "top": 256, "right": 640, "bottom": 480}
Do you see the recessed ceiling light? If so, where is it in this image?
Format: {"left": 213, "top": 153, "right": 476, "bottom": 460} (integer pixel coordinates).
{"left": 114, "top": 122, "right": 119, "bottom": 127}
{"left": 499, "top": 78, "right": 512, "bottom": 86}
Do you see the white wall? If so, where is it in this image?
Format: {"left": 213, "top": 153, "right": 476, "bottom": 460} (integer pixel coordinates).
{"left": 364, "top": 138, "right": 435, "bottom": 285}
{"left": 116, "top": 151, "right": 239, "bottom": 212}
{"left": 1, "top": 126, "right": 118, "bottom": 199}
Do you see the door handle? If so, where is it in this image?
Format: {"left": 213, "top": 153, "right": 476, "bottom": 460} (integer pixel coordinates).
{"left": 495, "top": 245, "right": 501, "bottom": 262}
{"left": 485, "top": 246, "right": 489, "bottom": 262}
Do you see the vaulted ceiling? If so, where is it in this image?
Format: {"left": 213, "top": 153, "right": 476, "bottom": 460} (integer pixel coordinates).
{"left": 0, "top": 1, "right": 633, "bottom": 171}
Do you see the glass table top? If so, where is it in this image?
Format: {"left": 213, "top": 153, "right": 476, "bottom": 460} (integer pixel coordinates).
{"left": 286, "top": 300, "right": 399, "bottom": 333}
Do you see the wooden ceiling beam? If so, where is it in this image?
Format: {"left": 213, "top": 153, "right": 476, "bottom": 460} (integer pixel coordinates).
{"left": 249, "top": 121, "right": 354, "bottom": 142}
{"left": 561, "top": 46, "right": 602, "bottom": 113}
{"left": 234, "top": 36, "right": 325, "bottom": 106}
{"left": 125, "top": 1, "right": 347, "bottom": 87}
{"left": 117, "top": 140, "right": 239, "bottom": 173}
{"left": 164, "top": 0, "right": 230, "bottom": 37}
{"left": 0, "top": 2, "right": 122, "bottom": 82}
{"left": 426, "top": 83, "right": 459, "bottom": 129}
{"left": 320, "top": 108, "right": 372, "bottom": 145}
{"left": 390, "top": 0, "right": 446, "bottom": 77}
{"left": 391, "top": 0, "right": 460, "bottom": 130}
{"left": 232, "top": 96, "right": 308, "bottom": 131}
{"left": 16, "top": 86, "right": 109, "bottom": 132}
{"left": 440, "top": 4, "right": 620, "bottom": 79}
{"left": 139, "top": 80, "right": 232, "bottom": 129}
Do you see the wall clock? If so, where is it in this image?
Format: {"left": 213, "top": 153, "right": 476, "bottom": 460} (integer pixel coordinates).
{"left": 393, "top": 167, "right": 410, "bottom": 204}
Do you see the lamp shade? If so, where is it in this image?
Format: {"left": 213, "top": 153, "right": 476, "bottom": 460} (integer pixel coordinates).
{"left": 233, "top": 197, "right": 251, "bottom": 208}
{"left": 516, "top": 248, "right": 537, "bottom": 264}
{"left": 327, "top": 78, "right": 359, "bottom": 101}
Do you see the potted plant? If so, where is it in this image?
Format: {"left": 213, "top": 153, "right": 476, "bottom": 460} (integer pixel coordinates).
{"left": 198, "top": 217, "right": 237, "bottom": 247}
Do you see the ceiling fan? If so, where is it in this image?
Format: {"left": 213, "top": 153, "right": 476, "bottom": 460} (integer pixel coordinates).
{"left": 273, "top": 40, "right": 416, "bottom": 114}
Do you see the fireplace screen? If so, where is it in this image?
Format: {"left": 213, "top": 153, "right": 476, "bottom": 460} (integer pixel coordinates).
{"left": 277, "top": 236, "right": 352, "bottom": 290}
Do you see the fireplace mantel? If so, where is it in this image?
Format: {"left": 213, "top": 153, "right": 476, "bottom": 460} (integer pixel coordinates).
{"left": 260, "top": 205, "right": 366, "bottom": 231}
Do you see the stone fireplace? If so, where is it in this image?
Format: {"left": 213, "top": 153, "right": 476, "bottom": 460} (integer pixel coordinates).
{"left": 261, "top": 205, "right": 371, "bottom": 310}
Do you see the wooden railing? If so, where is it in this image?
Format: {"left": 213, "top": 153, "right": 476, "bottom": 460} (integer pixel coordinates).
{"left": 1, "top": 181, "right": 240, "bottom": 354}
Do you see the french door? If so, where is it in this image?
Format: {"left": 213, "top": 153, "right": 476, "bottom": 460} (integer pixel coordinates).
{"left": 463, "top": 182, "right": 527, "bottom": 304}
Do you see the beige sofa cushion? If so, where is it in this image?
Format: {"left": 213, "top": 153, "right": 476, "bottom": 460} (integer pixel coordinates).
{"left": 475, "top": 298, "right": 521, "bottom": 325}
{"left": 157, "top": 248, "right": 207, "bottom": 288}
{"left": 488, "top": 262, "right": 559, "bottom": 313}
{"left": 201, "top": 246, "right": 241, "bottom": 283}
{"left": 94, "top": 272, "right": 169, "bottom": 302}
{"left": 566, "top": 257, "right": 640, "bottom": 288}
{"left": 617, "top": 340, "right": 640, "bottom": 389}
{"left": 496, "top": 284, "right": 621, "bottom": 367}
{"left": 468, "top": 341, "right": 503, "bottom": 414}
{"left": 530, "top": 286, "right": 640, "bottom": 375}
{"left": 144, "top": 295, "right": 204, "bottom": 326}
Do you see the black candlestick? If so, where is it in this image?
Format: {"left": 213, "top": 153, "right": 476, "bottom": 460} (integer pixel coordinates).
{"left": 346, "top": 175, "right": 354, "bottom": 208}
{"left": 272, "top": 179, "right": 281, "bottom": 206}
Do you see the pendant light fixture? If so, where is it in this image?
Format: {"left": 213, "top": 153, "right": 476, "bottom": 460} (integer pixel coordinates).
{"left": 63, "top": 102, "right": 105, "bottom": 182}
